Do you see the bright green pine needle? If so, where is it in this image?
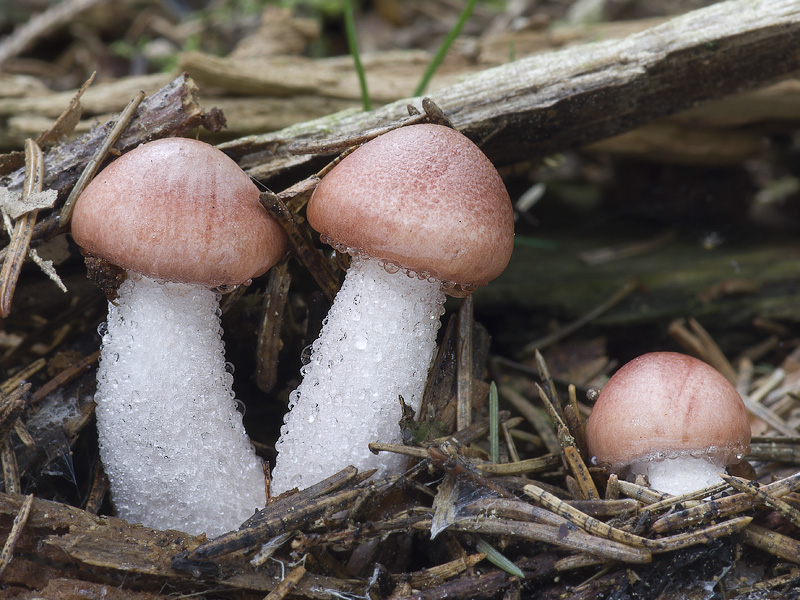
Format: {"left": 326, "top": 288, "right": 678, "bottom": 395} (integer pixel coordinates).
{"left": 475, "top": 536, "right": 525, "bottom": 579}
{"left": 414, "top": 0, "right": 478, "bottom": 96}
{"left": 344, "top": 0, "right": 370, "bottom": 112}
{"left": 489, "top": 381, "right": 499, "bottom": 464}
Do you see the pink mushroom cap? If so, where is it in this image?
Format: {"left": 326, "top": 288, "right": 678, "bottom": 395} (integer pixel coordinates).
{"left": 586, "top": 352, "right": 751, "bottom": 471}
{"left": 307, "top": 124, "right": 514, "bottom": 290}
{"left": 71, "top": 137, "right": 286, "bottom": 288}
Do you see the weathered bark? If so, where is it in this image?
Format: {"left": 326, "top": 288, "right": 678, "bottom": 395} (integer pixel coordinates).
{"left": 217, "top": 0, "right": 800, "bottom": 183}
{"left": 0, "top": 491, "right": 366, "bottom": 598}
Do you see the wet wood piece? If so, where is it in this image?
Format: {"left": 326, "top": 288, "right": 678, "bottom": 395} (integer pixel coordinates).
{"left": 0, "top": 491, "right": 367, "bottom": 598}
{"left": 221, "top": 0, "right": 800, "bottom": 182}
{"left": 427, "top": 444, "right": 515, "bottom": 501}
{"left": 265, "top": 563, "right": 306, "bottom": 600}
{"left": 188, "top": 466, "right": 363, "bottom": 561}
{"left": 397, "top": 554, "right": 560, "bottom": 600}
{"left": 405, "top": 553, "right": 485, "bottom": 590}
{"left": 28, "top": 350, "right": 99, "bottom": 406}
{"left": 293, "top": 506, "right": 432, "bottom": 552}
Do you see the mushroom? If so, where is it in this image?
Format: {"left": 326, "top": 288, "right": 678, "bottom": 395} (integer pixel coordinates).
{"left": 71, "top": 137, "right": 287, "bottom": 536}
{"left": 585, "top": 352, "right": 751, "bottom": 495}
{"left": 271, "top": 124, "right": 514, "bottom": 493}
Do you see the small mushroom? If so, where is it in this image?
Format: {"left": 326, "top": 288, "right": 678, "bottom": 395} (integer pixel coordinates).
{"left": 71, "top": 137, "right": 287, "bottom": 535}
{"left": 585, "top": 352, "right": 751, "bottom": 495}
{"left": 271, "top": 124, "right": 514, "bottom": 493}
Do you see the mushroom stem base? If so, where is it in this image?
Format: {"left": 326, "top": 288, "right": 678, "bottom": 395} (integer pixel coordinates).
{"left": 630, "top": 456, "right": 724, "bottom": 496}
{"left": 95, "top": 274, "right": 266, "bottom": 536}
{"left": 271, "top": 255, "right": 446, "bottom": 493}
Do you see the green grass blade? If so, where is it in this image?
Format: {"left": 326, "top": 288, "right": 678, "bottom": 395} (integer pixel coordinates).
{"left": 475, "top": 536, "right": 525, "bottom": 578}
{"left": 344, "top": 0, "right": 371, "bottom": 111}
{"left": 414, "top": 0, "right": 478, "bottom": 96}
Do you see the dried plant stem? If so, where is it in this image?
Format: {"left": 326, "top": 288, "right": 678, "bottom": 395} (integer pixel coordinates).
{"left": 640, "top": 481, "right": 730, "bottom": 513}
{"left": 743, "top": 390, "right": 796, "bottom": 437}
{"left": 489, "top": 382, "right": 500, "bottom": 463}
{"left": 742, "top": 524, "right": 800, "bottom": 565}
{"left": 0, "top": 493, "right": 32, "bottom": 578}
{"left": 265, "top": 564, "right": 307, "bottom": 600}
{"left": 260, "top": 191, "right": 339, "bottom": 302}
{"left": 564, "top": 445, "right": 599, "bottom": 500}
{"left": 722, "top": 474, "right": 800, "bottom": 529}
{"left": 256, "top": 261, "right": 291, "bottom": 393}
{"left": 500, "top": 420, "right": 520, "bottom": 463}
{"left": 0, "top": 443, "right": 19, "bottom": 494}
{"left": 189, "top": 467, "right": 362, "bottom": 560}
{"left": 616, "top": 479, "right": 671, "bottom": 503}
{"left": 368, "top": 443, "right": 429, "bottom": 459}
{"left": 29, "top": 351, "right": 99, "bottom": 406}
{"left": 407, "top": 553, "right": 485, "bottom": 589}
{"left": 520, "top": 280, "right": 639, "bottom": 355}
{"left": 524, "top": 483, "right": 752, "bottom": 552}
{"left": 499, "top": 385, "right": 560, "bottom": 454}
{"left": 58, "top": 90, "right": 145, "bottom": 225}
{"left": 651, "top": 469, "right": 800, "bottom": 533}
{"left": 0, "top": 383, "right": 29, "bottom": 443}
{"left": 476, "top": 452, "right": 561, "bottom": 476}
{"left": 0, "top": 140, "right": 43, "bottom": 317}
{"left": 456, "top": 296, "right": 473, "bottom": 431}
{"left": 448, "top": 516, "right": 652, "bottom": 564}
{"left": 85, "top": 463, "right": 109, "bottom": 515}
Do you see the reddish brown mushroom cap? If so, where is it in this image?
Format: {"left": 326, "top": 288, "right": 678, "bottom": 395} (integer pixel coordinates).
{"left": 586, "top": 352, "right": 751, "bottom": 469}
{"left": 71, "top": 138, "right": 286, "bottom": 287}
{"left": 307, "top": 124, "right": 514, "bottom": 289}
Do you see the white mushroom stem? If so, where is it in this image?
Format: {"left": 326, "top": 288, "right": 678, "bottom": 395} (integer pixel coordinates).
{"left": 271, "top": 255, "right": 446, "bottom": 493}
{"left": 629, "top": 456, "right": 725, "bottom": 496}
{"left": 95, "top": 273, "right": 266, "bottom": 536}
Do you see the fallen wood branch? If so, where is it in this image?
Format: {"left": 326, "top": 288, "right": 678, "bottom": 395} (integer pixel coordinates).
{"left": 218, "top": 0, "right": 800, "bottom": 182}
{"left": 0, "top": 491, "right": 367, "bottom": 598}
{"left": 0, "top": 74, "right": 225, "bottom": 197}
